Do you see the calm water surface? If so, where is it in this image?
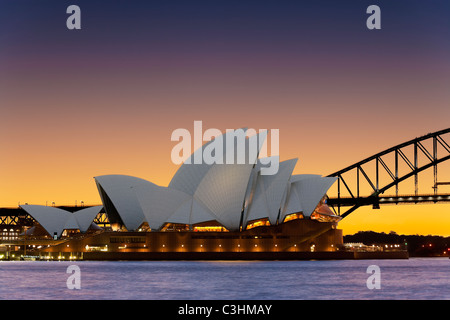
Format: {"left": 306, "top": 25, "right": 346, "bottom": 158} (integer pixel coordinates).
{"left": 0, "top": 258, "right": 448, "bottom": 300}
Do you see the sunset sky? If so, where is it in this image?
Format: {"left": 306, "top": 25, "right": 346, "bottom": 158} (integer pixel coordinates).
{"left": 1, "top": 1, "right": 449, "bottom": 236}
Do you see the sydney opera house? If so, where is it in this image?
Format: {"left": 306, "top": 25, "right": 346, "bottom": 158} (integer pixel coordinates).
{"left": 7, "top": 129, "right": 344, "bottom": 259}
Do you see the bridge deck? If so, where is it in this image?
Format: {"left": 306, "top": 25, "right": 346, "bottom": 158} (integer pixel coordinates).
{"left": 327, "top": 193, "right": 450, "bottom": 207}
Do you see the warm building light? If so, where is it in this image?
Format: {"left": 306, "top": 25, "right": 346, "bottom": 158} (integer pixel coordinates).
{"left": 194, "top": 226, "right": 228, "bottom": 232}
{"left": 283, "top": 213, "right": 303, "bottom": 223}
{"left": 246, "top": 219, "right": 270, "bottom": 230}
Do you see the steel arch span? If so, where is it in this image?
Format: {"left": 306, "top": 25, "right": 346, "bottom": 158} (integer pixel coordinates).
{"left": 326, "top": 128, "right": 450, "bottom": 218}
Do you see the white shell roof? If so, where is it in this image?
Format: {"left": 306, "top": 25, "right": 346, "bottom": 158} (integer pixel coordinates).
{"left": 94, "top": 175, "right": 150, "bottom": 231}
{"left": 262, "top": 158, "right": 298, "bottom": 224}
{"left": 90, "top": 129, "right": 336, "bottom": 232}
{"left": 243, "top": 172, "right": 271, "bottom": 224}
{"left": 74, "top": 205, "right": 104, "bottom": 232}
{"left": 280, "top": 182, "right": 303, "bottom": 221}
{"left": 166, "top": 130, "right": 267, "bottom": 231}
{"left": 94, "top": 131, "right": 266, "bottom": 231}
{"left": 192, "top": 131, "right": 267, "bottom": 231}
{"left": 169, "top": 128, "right": 249, "bottom": 196}
{"left": 244, "top": 158, "right": 298, "bottom": 226}
{"left": 133, "top": 183, "right": 192, "bottom": 230}
{"left": 20, "top": 205, "right": 69, "bottom": 238}
{"left": 20, "top": 205, "right": 102, "bottom": 238}
{"left": 194, "top": 163, "right": 255, "bottom": 231}
{"left": 166, "top": 197, "right": 216, "bottom": 225}
{"left": 289, "top": 175, "right": 338, "bottom": 217}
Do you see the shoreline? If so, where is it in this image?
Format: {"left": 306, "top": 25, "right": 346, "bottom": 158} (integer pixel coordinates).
{"left": 4, "top": 250, "right": 409, "bottom": 261}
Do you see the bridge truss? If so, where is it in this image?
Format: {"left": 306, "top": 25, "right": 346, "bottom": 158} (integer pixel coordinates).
{"left": 326, "top": 128, "right": 450, "bottom": 218}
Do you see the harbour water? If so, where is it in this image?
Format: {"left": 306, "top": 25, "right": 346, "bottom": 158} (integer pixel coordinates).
{"left": 0, "top": 258, "right": 448, "bottom": 300}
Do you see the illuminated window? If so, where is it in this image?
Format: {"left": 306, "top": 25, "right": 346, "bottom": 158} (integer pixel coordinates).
{"left": 246, "top": 218, "right": 270, "bottom": 230}
{"left": 283, "top": 213, "right": 304, "bottom": 223}
{"left": 194, "top": 226, "right": 228, "bottom": 232}
{"left": 193, "top": 221, "right": 229, "bottom": 232}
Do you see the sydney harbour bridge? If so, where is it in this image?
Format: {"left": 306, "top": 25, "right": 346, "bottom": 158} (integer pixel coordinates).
{"left": 326, "top": 128, "right": 450, "bottom": 218}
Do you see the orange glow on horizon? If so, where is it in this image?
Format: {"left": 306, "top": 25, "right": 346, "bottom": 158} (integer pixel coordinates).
{"left": 1, "top": 128, "right": 449, "bottom": 237}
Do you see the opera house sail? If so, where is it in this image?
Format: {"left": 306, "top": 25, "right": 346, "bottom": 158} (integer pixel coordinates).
{"left": 17, "top": 129, "right": 344, "bottom": 259}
